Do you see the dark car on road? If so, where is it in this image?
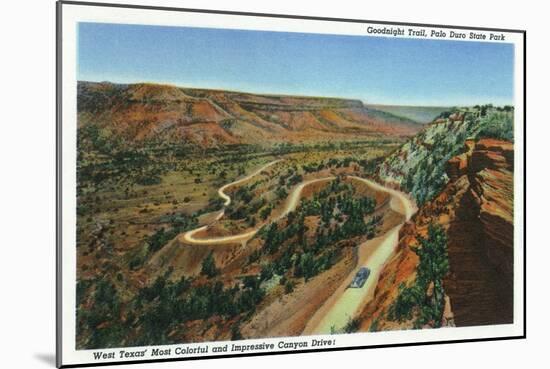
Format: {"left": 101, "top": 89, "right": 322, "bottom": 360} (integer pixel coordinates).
{"left": 349, "top": 267, "right": 371, "bottom": 288}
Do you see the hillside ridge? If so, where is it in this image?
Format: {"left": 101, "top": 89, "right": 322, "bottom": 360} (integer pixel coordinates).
{"left": 77, "top": 81, "right": 421, "bottom": 147}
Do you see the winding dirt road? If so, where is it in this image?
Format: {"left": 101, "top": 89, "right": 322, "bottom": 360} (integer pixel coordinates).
{"left": 181, "top": 163, "right": 416, "bottom": 334}
{"left": 302, "top": 176, "right": 416, "bottom": 335}
{"left": 181, "top": 160, "right": 334, "bottom": 245}
{"left": 181, "top": 160, "right": 280, "bottom": 245}
{"left": 217, "top": 160, "right": 282, "bottom": 207}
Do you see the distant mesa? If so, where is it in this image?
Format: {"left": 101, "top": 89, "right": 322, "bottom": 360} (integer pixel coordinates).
{"left": 364, "top": 104, "right": 451, "bottom": 125}
{"left": 77, "top": 81, "right": 423, "bottom": 148}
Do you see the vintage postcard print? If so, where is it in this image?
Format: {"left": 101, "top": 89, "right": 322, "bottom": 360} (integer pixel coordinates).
{"left": 57, "top": 1, "right": 525, "bottom": 367}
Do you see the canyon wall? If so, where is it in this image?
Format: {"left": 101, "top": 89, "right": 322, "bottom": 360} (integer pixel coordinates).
{"left": 358, "top": 138, "right": 514, "bottom": 330}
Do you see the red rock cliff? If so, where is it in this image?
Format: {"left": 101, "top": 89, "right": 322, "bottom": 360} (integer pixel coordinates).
{"left": 357, "top": 138, "right": 514, "bottom": 331}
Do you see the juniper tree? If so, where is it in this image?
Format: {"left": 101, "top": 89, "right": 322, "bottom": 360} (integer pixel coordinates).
{"left": 388, "top": 223, "right": 449, "bottom": 328}
{"left": 410, "top": 223, "right": 449, "bottom": 327}
{"left": 201, "top": 251, "right": 219, "bottom": 278}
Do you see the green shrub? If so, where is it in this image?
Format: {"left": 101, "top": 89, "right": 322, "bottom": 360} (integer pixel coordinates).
{"left": 477, "top": 111, "right": 513, "bottom": 141}
{"left": 388, "top": 224, "right": 449, "bottom": 328}
{"left": 201, "top": 251, "right": 219, "bottom": 278}
{"left": 343, "top": 318, "right": 360, "bottom": 333}
{"left": 284, "top": 280, "right": 294, "bottom": 294}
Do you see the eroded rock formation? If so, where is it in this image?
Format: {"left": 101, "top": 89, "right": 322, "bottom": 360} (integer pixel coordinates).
{"left": 357, "top": 138, "right": 514, "bottom": 330}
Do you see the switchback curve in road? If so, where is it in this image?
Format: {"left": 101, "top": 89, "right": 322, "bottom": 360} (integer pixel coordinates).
{"left": 302, "top": 176, "right": 416, "bottom": 335}
{"left": 180, "top": 162, "right": 334, "bottom": 245}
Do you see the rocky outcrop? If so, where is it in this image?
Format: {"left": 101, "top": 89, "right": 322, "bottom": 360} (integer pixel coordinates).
{"left": 446, "top": 139, "right": 475, "bottom": 181}
{"left": 357, "top": 138, "right": 514, "bottom": 331}
{"left": 376, "top": 107, "right": 513, "bottom": 206}
{"left": 445, "top": 139, "right": 514, "bottom": 326}
{"left": 470, "top": 139, "right": 514, "bottom": 278}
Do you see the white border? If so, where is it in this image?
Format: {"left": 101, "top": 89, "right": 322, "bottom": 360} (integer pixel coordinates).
{"left": 59, "top": 2, "right": 525, "bottom": 367}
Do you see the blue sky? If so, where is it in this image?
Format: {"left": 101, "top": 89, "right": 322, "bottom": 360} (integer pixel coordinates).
{"left": 78, "top": 22, "right": 514, "bottom": 106}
